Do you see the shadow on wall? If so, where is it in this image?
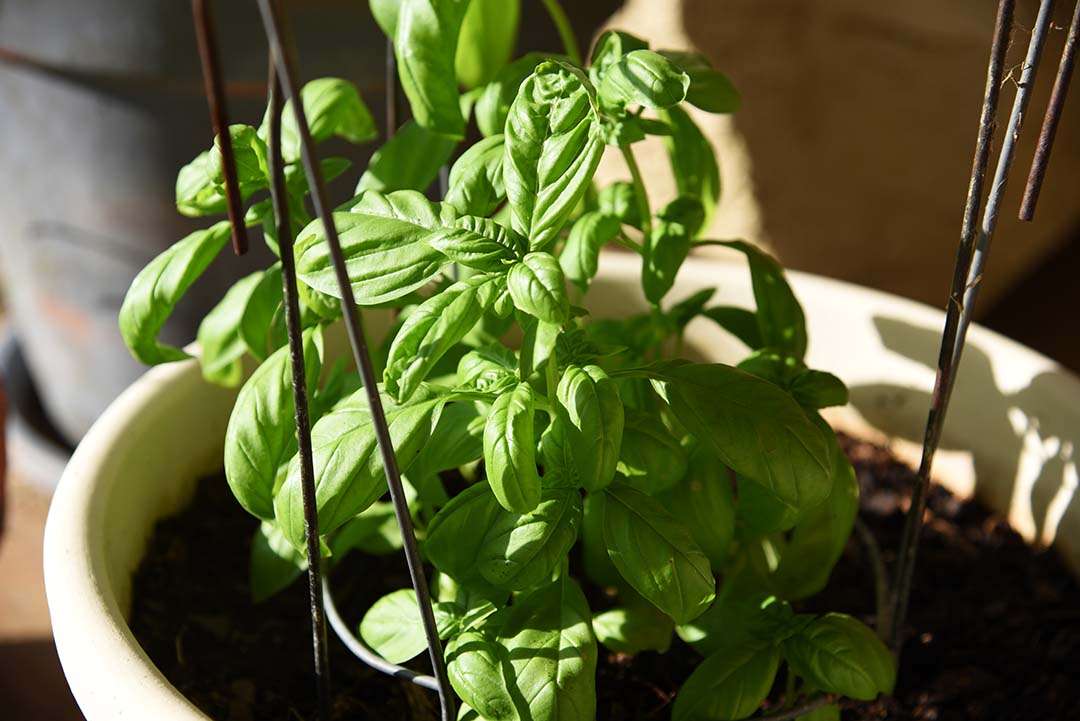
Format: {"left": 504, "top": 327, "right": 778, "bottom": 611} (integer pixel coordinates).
{"left": 849, "top": 316, "right": 1079, "bottom": 564}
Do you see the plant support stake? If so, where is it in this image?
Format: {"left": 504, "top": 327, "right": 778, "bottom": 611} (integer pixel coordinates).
{"left": 266, "top": 60, "right": 331, "bottom": 720}
{"left": 890, "top": 0, "right": 1057, "bottom": 650}
{"left": 190, "top": 0, "right": 248, "bottom": 256}
{"left": 1019, "top": 0, "right": 1079, "bottom": 220}
{"left": 255, "top": 1, "right": 457, "bottom": 718}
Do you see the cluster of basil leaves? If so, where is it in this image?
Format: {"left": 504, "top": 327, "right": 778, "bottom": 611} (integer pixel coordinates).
{"left": 118, "top": 2, "right": 895, "bottom": 720}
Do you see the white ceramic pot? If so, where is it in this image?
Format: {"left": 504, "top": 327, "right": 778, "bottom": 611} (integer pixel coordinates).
{"left": 44, "top": 252, "right": 1080, "bottom": 719}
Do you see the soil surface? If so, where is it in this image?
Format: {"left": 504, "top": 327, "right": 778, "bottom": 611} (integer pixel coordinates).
{"left": 129, "top": 437, "right": 1080, "bottom": 720}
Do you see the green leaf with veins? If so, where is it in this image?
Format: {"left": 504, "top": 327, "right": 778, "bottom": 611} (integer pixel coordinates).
{"left": 355, "top": 119, "right": 457, "bottom": 195}
{"left": 224, "top": 327, "right": 322, "bottom": 520}
{"left": 672, "top": 642, "right": 780, "bottom": 721}
{"left": 445, "top": 134, "right": 507, "bottom": 217}
{"left": 409, "top": 401, "right": 486, "bottom": 479}
{"left": 588, "top": 30, "right": 648, "bottom": 86}
{"left": 658, "top": 105, "right": 721, "bottom": 228}
{"left": 592, "top": 592, "right": 674, "bottom": 654}
{"left": 597, "top": 50, "right": 689, "bottom": 110}
{"left": 599, "top": 483, "right": 715, "bottom": 624}
{"left": 119, "top": 221, "right": 232, "bottom": 364}
{"left": 542, "top": 364, "right": 624, "bottom": 491}
{"left": 239, "top": 264, "right": 286, "bottom": 362}
{"left": 643, "top": 196, "right": 705, "bottom": 304}
{"left": 782, "top": 613, "right": 896, "bottom": 701}
{"left": 507, "top": 252, "right": 569, "bottom": 324}
{"left": 659, "top": 50, "right": 740, "bottom": 114}
{"left": 457, "top": 345, "right": 518, "bottom": 392}
{"left": 702, "top": 306, "right": 763, "bottom": 349}
{"left": 617, "top": 411, "right": 687, "bottom": 495}
{"left": 503, "top": 60, "right": 603, "bottom": 250}
{"left": 560, "top": 211, "right": 621, "bottom": 292}
{"left": 196, "top": 271, "right": 264, "bottom": 387}
{"left": 259, "top": 77, "right": 376, "bottom": 163}
{"left": 656, "top": 446, "right": 735, "bottom": 567}
{"left": 475, "top": 52, "right": 550, "bottom": 137}
{"left": 395, "top": 0, "right": 470, "bottom": 138}
{"left": 427, "top": 216, "right": 524, "bottom": 272}
{"left": 454, "top": 0, "right": 520, "bottom": 88}
{"left": 597, "top": 181, "right": 642, "bottom": 229}
{"left": 360, "top": 588, "right": 461, "bottom": 664}
{"left": 484, "top": 382, "right": 542, "bottom": 512}
{"left": 384, "top": 273, "right": 503, "bottom": 402}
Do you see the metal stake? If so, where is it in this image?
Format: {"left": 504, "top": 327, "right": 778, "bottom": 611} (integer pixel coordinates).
{"left": 191, "top": 0, "right": 248, "bottom": 255}
{"left": 255, "top": 2, "right": 456, "bottom": 718}
{"left": 890, "top": 0, "right": 1056, "bottom": 650}
{"left": 266, "top": 60, "right": 331, "bottom": 720}
{"left": 1020, "top": 0, "right": 1080, "bottom": 220}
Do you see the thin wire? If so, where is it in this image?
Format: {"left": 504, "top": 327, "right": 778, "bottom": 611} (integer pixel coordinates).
{"left": 255, "top": 2, "right": 456, "bottom": 718}
{"left": 190, "top": 0, "right": 248, "bottom": 255}
{"left": 322, "top": 577, "right": 441, "bottom": 692}
{"left": 890, "top": 0, "right": 1055, "bottom": 651}
{"left": 1020, "top": 0, "right": 1080, "bottom": 219}
{"left": 267, "top": 60, "right": 331, "bottom": 719}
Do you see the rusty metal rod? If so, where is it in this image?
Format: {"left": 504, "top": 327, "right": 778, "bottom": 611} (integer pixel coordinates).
{"left": 1019, "top": 0, "right": 1080, "bottom": 220}
{"left": 890, "top": 0, "right": 1056, "bottom": 651}
{"left": 190, "top": 0, "right": 248, "bottom": 256}
{"left": 266, "top": 60, "right": 331, "bottom": 720}
{"left": 255, "top": 2, "right": 456, "bottom": 719}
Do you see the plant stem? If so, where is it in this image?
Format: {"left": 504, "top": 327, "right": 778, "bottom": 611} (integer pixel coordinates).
{"left": 754, "top": 695, "right": 837, "bottom": 721}
{"left": 620, "top": 143, "right": 652, "bottom": 237}
{"left": 540, "top": 0, "right": 581, "bottom": 65}
{"left": 855, "top": 516, "right": 892, "bottom": 641}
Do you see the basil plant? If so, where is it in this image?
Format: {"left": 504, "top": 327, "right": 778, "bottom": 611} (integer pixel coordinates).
{"left": 120, "top": 3, "right": 894, "bottom": 719}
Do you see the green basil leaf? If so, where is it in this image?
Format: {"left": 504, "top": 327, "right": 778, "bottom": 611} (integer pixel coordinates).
{"left": 209, "top": 124, "right": 268, "bottom": 192}
{"left": 596, "top": 181, "right": 642, "bottom": 228}
{"left": 504, "top": 61, "right": 603, "bottom": 250}
{"left": 702, "top": 306, "right": 763, "bottom": 349}
{"left": 658, "top": 105, "right": 720, "bottom": 228}
{"left": 507, "top": 252, "right": 569, "bottom": 324}
{"left": 659, "top": 50, "right": 740, "bottom": 114}
{"left": 484, "top": 382, "right": 542, "bottom": 512}
{"left": 454, "top": 0, "right": 520, "bottom": 88}
{"left": 445, "top": 134, "right": 507, "bottom": 217}
{"left": 175, "top": 151, "right": 225, "bottom": 217}
{"left": 617, "top": 411, "right": 688, "bottom": 495}
{"left": 295, "top": 190, "right": 452, "bottom": 304}
{"left": 596, "top": 114, "right": 647, "bottom": 147}
{"left": 675, "top": 566, "right": 776, "bottom": 656}
{"left": 330, "top": 500, "right": 404, "bottom": 557}
{"left": 656, "top": 447, "right": 734, "bottom": 567}
{"left": 643, "top": 362, "right": 833, "bottom": 511}
{"left": 239, "top": 264, "right": 286, "bottom": 362}
{"left": 250, "top": 521, "right": 306, "bottom": 603}
{"left": 196, "top": 271, "right": 264, "bottom": 387}
{"left": 425, "top": 482, "right": 505, "bottom": 585}
{"left": 427, "top": 215, "right": 524, "bottom": 272}
{"left": 598, "top": 50, "right": 689, "bottom": 110}
{"left": 588, "top": 30, "right": 649, "bottom": 84}
{"left": 668, "top": 287, "right": 717, "bottom": 329}
{"left": 274, "top": 391, "right": 442, "bottom": 548}
{"left": 225, "top": 327, "right": 323, "bottom": 520}
{"left": 359, "top": 588, "right": 460, "bottom": 664}
{"left": 789, "top": 369, "right": 849, "bottom": 410}
{"left": 369, "top": 0, "right": 400, "bottom": 37}
{"left": 395, "top": 0, "right": 469, "bottom": 138}
{"left": 560, "top": 211, "right": 621, "bottom": 292}
{"left": 582, "top": 492, "right": 621, "bottom": 587}
{"left": 737, "top": 474, "right": 800, "bottom": 535}
{"left": 798, "top": 705, "right": 841, "bottom": 721}
{"left": 119, "top": 221, "right": 232, "bottom": 365}
{"left": 782, "top": 613, "right": 896, "bottom": 701}
{"left": 385, "top": 273, "right": 503, "bottom": 402}
{"left": 599, "top": 484, "right": 715, "bottom": 624}
{"left": 259, "top": 77, "right": 376, "bottom": 163}
{"left": 672, "top": 643, "right": 780, "bottom": 721}
{"left": 475, "top": 52, "right": 549, "bottom": 137}
{"left": 355, "top": 119, "right": 457, "bottom": 194}
{"left": 543, "top": 365, "right": 624, "bottom": 491}
{"left": 457, "top": 345, "right": 518, "bottom": 392}
{"left": 477, "top": 488, "right": 582, "bottom": 591}
{"left": 592, "top": 595, "right": 673, "bottom": 655}
{"left": 409, "top": 401, "right": 486, "bottom": 479}
{"left": 643, "top": 196, "right": 703, "bottom": 303}
{"left": 711, "top": 240, "right": 807, "bottom": 359}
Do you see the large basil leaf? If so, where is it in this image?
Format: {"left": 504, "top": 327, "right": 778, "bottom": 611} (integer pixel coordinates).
{"left": 560, "top": 211, "right": 621, "bottom": 292}
{"left": 427, "top": 215, "right": 524, "bottom": 272}
{"left": 395, "top": 0, "right": 470, "bottom": 138}
{"left": 592, "top": 593, "right": 673, "bottom": 654}
{"left": 249, "top": 521, "right": 306, "bottom": 603}
{"left": 659, "top": 50, "right": 740, "bottom": 114}
{"left": 709, "top": 240, "right": 807, "bottom": 359}
{"left": 445, "top": 134, "right": 507, "bottom": 217}
{"left": 596, "top": 181, "right": 642, "bottom": 228}
{"left": 196, "top": 271, "right": 264, "bottom": 387}
{"left": 675, "top": 566, "right": 776, "bottom": 656}
{"left": 597, "top": 49, "right": 689, "bottom": 110}
{"left": 447, "top": 576, "right": 597, "bottom": 721}
{"left": 274, "top": 390, "right": 442, "bottom": 548}
{"left": 355, "top": 119, "right": 457, "bottom": 194}
{"left": 542, "top": 365, "right": 624, "bottom": 491}
{"left": 484, "top": 382, "right": 542, "bottom": 512}
{"left": 477, "top": 488, "right": 582, "bottom": 591}
{"left": 643, "top": 196, "right": 704, "bottom": 303}
{"left": 672, "top": 643, "right": 781, "bottom": 721}
{"left": 384, "top": 273, "right": 502, "bottom": 402}
{"left": 589, "top": 30, "right": 649, "bottom": 84}
{"left": 295, "top": 190, "right": 451, "bottom": 304}
{"left": 475, "top": 52, "right": 548, "bottom": 137}
{"left": 504, "top": 61, "right": 603, "bottom": 250}
{"left": 260, "top": 77, "right": 377, "bottom": 163}
{"left": 737, "top": 473, "right": 800, "bottom": 535}
{"left": 120, "top": 221, "right": 232, "bottom": 365}
{"left": 599, "top": 484, "right": 715, "bottom": 624}
{"left": 782, "top": 613, "right": 896, "bottom": 701}
{"left": 457, "top": 345, "right": 518, "bottom": 392}
{"left": 507, "top": 252, "right": 569, "bottom": 324}
{"left": 425, "top": 482, "right": 504, "bottom": 585}
{"left": 238, "top": 263, "right": 286, "bottom": 361}
{"left": 658, "top": 105, "right": 720, "bottom": 228}
{"left": 643, "top": 362, "right": 833, "bottom": 511}
{"left": 656, "top": 447, "right": 735, "bottom": 567}
{"left": 408, "top": 401, "right": 486, "bottom": 479}
{"left": 359, "top": 588, "right": 460, "bottom": 664}
{"left": 617, "top": 411, "right": 688, "bottom": 495}
{"left": 701, "top": 306, "right": 763, "bottom": 349}
{"left": 224, "top": 328, "right": 323, "bottom": 520}
{"left": 582, "top": 492, "right": 621, "bottom": 587}
{"left": 454, "top": 0, "right": 520, "bottom": 88}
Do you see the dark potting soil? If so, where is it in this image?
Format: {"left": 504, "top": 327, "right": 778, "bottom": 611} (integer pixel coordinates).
{"left": 128, "top": 437, "right": 1080, "bottom": 721}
